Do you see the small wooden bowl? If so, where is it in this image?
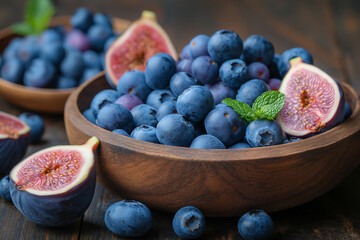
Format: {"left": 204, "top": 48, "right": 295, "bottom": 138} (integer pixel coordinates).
{"left": 0, "top": 16, "right": 129, "bottom": 114}
{"left": 64, "top": 73, "right": 360, "bottom": 217}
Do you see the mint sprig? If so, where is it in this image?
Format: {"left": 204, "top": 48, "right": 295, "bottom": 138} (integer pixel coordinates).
{"left": 12, "top": 0, "right": 55, "bottom": 36}
{"left": 222, "top": 91, "right": 286, "bottom": 123}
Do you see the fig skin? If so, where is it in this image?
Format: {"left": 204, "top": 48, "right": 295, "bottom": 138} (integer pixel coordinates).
{"left": 9, "top": 165, "right": 96, "bottom": 227}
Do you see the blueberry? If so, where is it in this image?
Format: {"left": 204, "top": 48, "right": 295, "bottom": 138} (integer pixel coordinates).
{"left": 80, "top": 67, "right": 101, "bottom": 85}
{"left": 90, "top": 89, "right": 121, "bottom": 116}
{"left": 268, "top": 53, "right": 281, "bottom": 79}
{"left": 83, "top": 50, "right": 101, "bottom": 69}
{"left": 190, "top": 134, "right": 225, "bottom": 149}
{"left": 278, "top": 47, "right": 313, "bottom": 78}
{"left": 156, "top": 114, "right": 195, "bottom": 147}
{"left": 0, "top": 58, "right": 24, "bottom": 84}
{"left": 180, "top": 44, "right": 192, "bottom": 60}
{"left": 0, "top": 175, "right": 12, "bottom": 202}
{"left": 206, "top": 81, "right": 237, "bottom": 105}
{"left": 238, "top": 210, "right": 274, "bottom": 240}
{"left": 177, "top": 85, "right": 214, "bottom": 123}
{"left": 245, "top": 119, "right": 284, "bottom": 147}
{"left": 242, "top": 35, "right": 275, "bottom": 66}
{"left": 247, "top": 62, "right": 270, "bottom": 83}
{"left": 228, "top": 142, "right": 251, "bottom": 149}
{"left": 96, "top": 103, "right": 134, "bottom": 132}
{"left": 170, "top": 72, "right": 198, "bottom": 97}
{"left": 93, "top": 13, "right": 113, "bottom": 29}
{"left": 65, "top": 30, "right": 91, "bottom": 52}
{"left": 131, "top": 104, "right": 158, "bottom": 127}
{"left": 105, "top": 200, "right": 152, "bottom": 237}
{"left": 236, "top": 79, "right": 270, "bottom": 107}
{"left": 39, "top": 29, "right": 63, "bottom": 44}
{"left": 219, "top": 59, "right": 248, "bottom": 88}
{"left": 172, "top": 206, "right": 205, "bottom": 239}
{"left": 176, "top": 58, "right": 193, "bottom": 74}
{"left": 208, "top": 29, "right": 243, "bottom": 64}
{"left": 191, "top": 56, "right": 219, "bottom": 85}
{"left": 17, "top": 38, "right": 40, "bottom": 66}
{"left": 70, "top": 7, "right": 93, "bottom": 32}
{"left": 189, "top": 34, "right": 210, "bottom": 58}
{"left": 117, "top": 70, "right": 151, "bottom": 102}
{"left": 40, "top": 42, "right": 65, "bottom": 64}
{"left": 156, "top": 100, "right": 177, "bottom": 121}
{"left": 60, "top": 50, "right": 85, "bottom": 79}
{"left": 115, "top": 94, "right": 143, "bottom": 111}
{"left": 3, "top": 38, "right": 22, "bottom": 59}
{"left": 204, "top": 105, "right": 248, "bottom": 146}
{"left": 268, "top": 78, "right": 282, "bottom": 91}
{"left": 344, "top": 102, "right": 352, "bottom": 121}
{"left": 103, "top": 34, "right": 119, "bottom": 52}
{"left": 283, "top": 137, "right": 302, "bottom": 144}
{"left": 145, "top": 53, "right": 176, "bottom": 89}
{"left": 24, "top": 58, "right": 56, "bottom": 88}
{"left": 87, "top": 24, "right": 113, "bottom": 52}
{"left": 146, "top": 89, "right": 175, "bottom": 109}
{"left": 131, "top": 125, "right": 159, "bottom": 143}
{"left": 0, "top": 56, "right": 3, "bottom": 69}
{"left": 82, "top": 108, "right": 96, "bottom": 124}
{"left": 57, "top": 76, "right": 78, "bottom": 89}
{"left": 112, "top": 128, "right": 130, "bottom": 137}
{"left": 18, "top": 112, "right": 45, "bottom": 143}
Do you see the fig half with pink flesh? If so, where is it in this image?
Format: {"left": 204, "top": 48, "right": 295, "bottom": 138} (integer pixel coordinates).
{"left": 105, "top": 10, "right": 178, "bottom": 87}
{"left": 276, "top": 57, "right": 345, "bottom": 137}
{"left": 0, "top": 111, "right": 30, "bottom": 174}
{"left": 9, "top": 137, "right": 99, "bottom": 227}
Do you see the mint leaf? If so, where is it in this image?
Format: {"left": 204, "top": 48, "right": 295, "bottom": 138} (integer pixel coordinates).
{"left": 12, "top": 0, "right": 55, "bottom": 36}
{"left": 222, "top": 98, "right": 259, "bottom": 123}
{"left": 252, "top": 91, "right": 286, "bottom": 120}
{"left": 11, "top": 22, "right": 35, "bottom": 36}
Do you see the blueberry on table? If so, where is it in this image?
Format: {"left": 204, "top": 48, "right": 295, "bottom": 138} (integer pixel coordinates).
{"left": 189, "top": 34, "right": 210, "bottom": 58}
{"left": 236, "top": 79, "right": 270, "bottom": 107}
{"left": 190, "top": 134, "right": 225, "bottom": 149}
{"left": 90, "top": 89, "right": 120, "bottom": 116}
{"left": 242, "top": 35, "right": 275, "bottom": 66}
{"left": 247, "top": 62, "right": 270, "bottom": 83}
{"left": 0, "top": 175, "right": 12, "bottom": 202}
{"left": 23, "top": 58, "right": 56, "bottom": 88}
{"left": 105, "top": 200, "right": 152, "bottom": 237}
{"left": 146, "top": 89, "right": 175, "bottom": 109}
{"left": 238, "top": 209, "right": 274, "bottom": 240}
{"left": 145, "top": 53, "right": 176, "bottom": 89}
{"left": 170, "top": 72, "right": 198, "bottom": 97}
{"left": 131, "top": 125, "right": 159, "bottom": 143}
{"left": 70, "top": 7, "right": 93, "bottom": 33}
{"left": 96, "top": 103, "right": 134, "bottom": 133}
{"left": 172, "top": 206, "right": 206, "bottom": 239}
{"left": 177, "top": 85, "right": 214, "bottom": 123}
{"left": 191, "top": 55, "right": 219, "bottom": 85}
{"left": 131, "top": 104, "right": 158, "bottom": 127}
{"left": 219, "top": 58, "right": 248, "bottom": 88}
{"left": 208, "top": 29, "right": 243, "bottom": 64}
{"left": 0, "top": 58, "right": 24, "bottom": 84}
{"left": 156, "top": 114, "right": 195, "bottom": 147}
{"left": 245, "top": 119, "right": 284, "bottom": 147}
{"left": 18, "top": 112, "right": 45, "bottom": 143}
{"left": 116, "top": 70, "right": 151, "bottom": 102}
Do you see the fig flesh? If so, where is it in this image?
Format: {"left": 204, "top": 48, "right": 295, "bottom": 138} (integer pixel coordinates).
{"left": 9, "top": 137, "right": 99, "bottom": 227}
{"left": 276, "top": 57, "right": 345, "bottom": 137}
{"left": 0, "top": 111, "right": 30, "bottom": 174}
{"left": 105, "top": 10, "right": 177, "bottom": 87}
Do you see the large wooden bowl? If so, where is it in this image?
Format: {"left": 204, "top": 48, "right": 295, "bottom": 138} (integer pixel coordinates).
{"left": 64, "top": 73, "right": 360, "bottom": 217}
{"left": 0, "top": 16, "right": 129, "bottom": 113}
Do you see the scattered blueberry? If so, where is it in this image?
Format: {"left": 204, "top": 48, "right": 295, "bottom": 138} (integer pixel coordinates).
{"left": 242, "top": 35, "right": 275, "bottom": 66}
{"left": 145, "top": 53, "right": 176, "bottom": 89}
{"left": 18, "top": 112, "right": 45, "bottom": 143}
{"left": 189, "top": 34, "right": 210, "bottom": 58}
{"left": 238, "top": 210, "right": 274, "bottom": 240}
{"left": 190, "top": 134, "right": 225, "bottom": 149}
{"left": 105, "top": 200, "right": 152, "bottom": 237}
{"left": 131, "top": 104, "right": 158, "bottom": 127}
{"left": 245, "top": 119, "right": 284, "bottom": 147}
{"left": 117, "top": 70, "right": 151, "bottom": 102}
{"left": 96, "top": 103, "right": 134, "bottom": 132}
{"left": 219, "top": 59, "right": 248, "bottom": 88}
{"left": 131, "top": 125, "right": 159, "bottom": 143}
{"left": 169, "top": 72, "right": 198, "bottom": 97}
{"left": 71, "top": 8, "right": 93, "bottom": 32}
{"left": 172, "top": 206, "right": 206, "bottom": 239}
{"left": 191, "top": 55, "right": 219, "bottom": 85}
{"left": 236, "top": 79, "right": 270, "bottom": 107}
{"left": 247, "top": 62, "right": 270, "bottom": 83}
{"left": 0, "top": 175, "right": 12, "bottom": 202}
{"left": 23, "top": 58, "right": 56, "bottom": 88}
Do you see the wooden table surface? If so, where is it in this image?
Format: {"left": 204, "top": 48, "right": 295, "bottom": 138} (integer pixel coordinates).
{"left": 0, "top": 0, "right": 360, "bottom": 239}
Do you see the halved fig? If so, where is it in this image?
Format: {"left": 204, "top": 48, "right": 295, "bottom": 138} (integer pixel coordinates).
{"left": 0, "top": 111, "right": 30, "bottom": 174}
{"left": 9, "top": 137, "right": 99, "bottom": 227}
{"left": 276, "top": 57, "right": 345, "bottom": 137}
{"left": 105, "top": 10, "right": 178, "bottom": 87}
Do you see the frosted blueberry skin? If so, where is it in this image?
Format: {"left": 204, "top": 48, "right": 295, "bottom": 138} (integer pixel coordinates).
{"left": 170, "top": 72, "right": 198, "bottom": 98}
{"left": 131, "top": 104, "right": 158, "bottom": 127}
{"left": 242, "top": 34, "right": 275, "bottom": 66}
{"left": 116, "top": 70, "right": 151, "bottom": 102}
{"left": 131, "top": 125, "right": 159, "bottom": 143}
{"left": 180, "top": 44, "right": 193, "bottom": 60}
{"left": 190, "top": 134, "right": 225, "bottom": 149}
{"left": 238, "top": 210, "right": 274, "bottom": 240}
{"left": 236, "top": 79, "right": 270, "bottom": 107}
{"left": 191, "top": 55, "right": 219, "bottom": 85}
{"left": 146, "top": 89, "right": 175, "bottom": 109}
{"left": 96, "top": 103, "right": 134, "bottom": 133}
{"left": 90, "top": 89, "right": 121, "bottom": 116}
{"left": 105, "top": 200, "right": 152, "bottom": 237}
{"left": 172, "top": 206, "right": 206, "bottom": 239}
{"left": 156, "top": 100, "right": 177, "bottom": 122}
{"left": 219, "top": 59, "right": 248, "bottom": 88}
{"left": 247, "top": 62, "right": 270, "bottom": 83}
{"left": 82, "top": 108, "right": 97, "bottom": 124}
{"left": 245, "top": 119, "right": 284, "bottom": 148}
{"left": 145, "top": 53, "right": 176, "bottom": 90}
{"left": 189, "top": 34, "right": 210, "bottom": 58}
{"left": 206, "top": 81, "right": 237, "bottom": 105}
{"left": 176, "top": 59, "right": 193, "bottom": 74}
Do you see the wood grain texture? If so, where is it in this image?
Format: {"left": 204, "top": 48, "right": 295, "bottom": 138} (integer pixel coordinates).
{"left": 64, "top": 73, "right": 360, "bottom": 217}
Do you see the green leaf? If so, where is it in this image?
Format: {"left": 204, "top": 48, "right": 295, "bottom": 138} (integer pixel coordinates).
{"left": 222, "top": 98, "right": 259, "bottom": 123}
{"left": 11, "top": 22, "right": 35, "bottom": 35}
{"left": 252, "top": 91, "right": 286, "bottom": 120}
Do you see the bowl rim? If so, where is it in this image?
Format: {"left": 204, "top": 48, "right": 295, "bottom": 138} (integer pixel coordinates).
{"left": 67, "top": 72, "right": 360, "bottom": 163}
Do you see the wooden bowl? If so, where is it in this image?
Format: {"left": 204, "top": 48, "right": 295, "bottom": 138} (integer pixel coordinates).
{"left": 0, "top": 16, "right": 129, "bottom": 114}
{"left": 64, "top": 73, "right": 360, "bottom": 217}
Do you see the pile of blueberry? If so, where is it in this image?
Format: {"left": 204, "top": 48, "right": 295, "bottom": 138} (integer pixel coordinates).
{"left": 104, "top": 200, "right": 274, "bottom": 239}
{"left": 84, "top": 29, "right": 322, "bottom": 149}
{"left": 0, "top": 8, "right": 118, "bottom": 89}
